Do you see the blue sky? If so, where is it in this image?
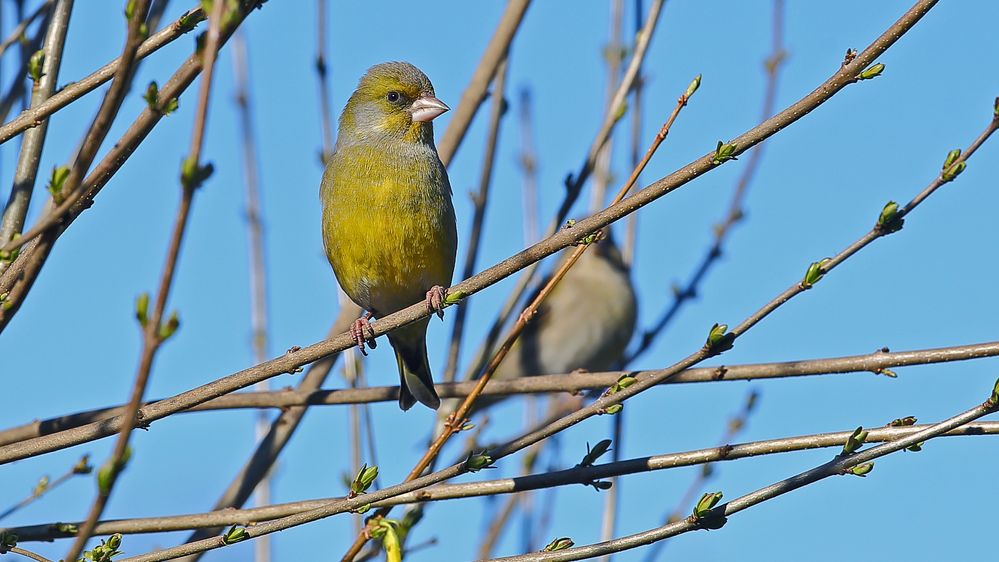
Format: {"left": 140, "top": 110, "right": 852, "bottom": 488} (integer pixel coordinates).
{"left": 2, "top": 1, "right": 998, "bottom": 561}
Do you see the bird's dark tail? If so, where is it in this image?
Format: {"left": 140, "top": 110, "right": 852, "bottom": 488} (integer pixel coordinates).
{"left": 388, "top": 323, "right": 441, "bottom": 411}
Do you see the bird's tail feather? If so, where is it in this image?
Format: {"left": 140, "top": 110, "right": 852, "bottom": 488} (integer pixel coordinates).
{"left": 389, "top": 333, "right": 441, "bottom": 411}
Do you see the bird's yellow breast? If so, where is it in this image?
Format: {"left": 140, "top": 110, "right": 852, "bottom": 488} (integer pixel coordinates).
{"left": 321, "top": 142, "right": 457, "bottom": 316}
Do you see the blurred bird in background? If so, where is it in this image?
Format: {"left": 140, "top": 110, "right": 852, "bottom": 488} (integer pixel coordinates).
{"left": 447, "top": 235, "right": 637, "bottom": 418}
{"left": 321, "top": 62, "right": 457, "bottom": 411}
{"left": 493, "top": 236, "right": 637, "bottom": 385}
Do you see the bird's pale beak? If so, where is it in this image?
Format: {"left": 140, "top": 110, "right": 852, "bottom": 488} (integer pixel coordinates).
{"left": 410, "top": 95, "right": 450, "bottom": 123}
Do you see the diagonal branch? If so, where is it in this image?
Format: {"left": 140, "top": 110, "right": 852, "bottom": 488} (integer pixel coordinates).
{"left": 0, "top": 0, "right": 73, "bottom": 264}
{"left": 487, "top": 384, "right": 999, "bottom": 561}
{"left": 58, "top": 1, "right": 157, "bottom": 557}
{"left": 0, "top": 0, "right": 938, "bottom": 478}
{"left": 436, "top": 0, "right": 530, "bottom": 166}
{"left": 462, "top": 0, "right": 665, "bottom": 382}
{"left": 9, "top": 420, "right": 999, "bottom": 543}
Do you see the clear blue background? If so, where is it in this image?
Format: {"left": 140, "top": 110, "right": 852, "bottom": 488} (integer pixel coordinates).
{"left": 2, "top": 1, "right": 998, "bottom": 561}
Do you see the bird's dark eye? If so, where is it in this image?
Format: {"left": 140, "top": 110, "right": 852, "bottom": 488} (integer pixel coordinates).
{"left": 386, "top": 91, "right": 400, "bottom": 103}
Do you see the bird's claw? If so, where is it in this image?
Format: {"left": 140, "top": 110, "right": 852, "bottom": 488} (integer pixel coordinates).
{"left": 350, "top": 315, "right": 377, "bottom": 355}
{"left": 426, "top": 285, "right": 447, "bottom": 320}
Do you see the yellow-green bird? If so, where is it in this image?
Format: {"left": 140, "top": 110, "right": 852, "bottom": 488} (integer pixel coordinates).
{"left": 321, "top": 62, "right": 457, "bottom": 411}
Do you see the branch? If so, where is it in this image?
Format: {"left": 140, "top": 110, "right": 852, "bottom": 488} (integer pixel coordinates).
{"left": 9, "top": 421, "right": 999, "bottom": 543}
{"left": 0, "top": 0, "right": 936, "bottom": 482}
{"left": 442, "top": 55, "right": 509, "bottom": 384}
{"left": 0, "top": 0, "right": 73, "bottom": 262}
{"left": 462, "top": 0, "right": 665, "bottom": 382}
{"left": 60, "top": 1, "right": 157, "bottom": 559}
{"left": 0, "top": 1, "right": 52, "bottom": 59}
{"left": 5, "top": 337, "right": 997, "bottom": 453}
{"left": 436, "top": 0, "right": 530, "bottom": 166}
{"left": 627, "top": 0, "right": 787, "bottom": 363}
{"left": 341, "top": 73, "right": 697, "bottom": 561}
{"left": 231, "top": 29, "right": 273, "bottom": 562}
{"left": 0, "top": 3, "right": 247, "bottom": 333}
{"left": 0, "top": 5, "right": 206, "bottom": 146}
{"left": 314, "top": 0, "right": 334, "bottom": 162}
{"left": 488, "top": 383, "right": 999, "bottom": 561}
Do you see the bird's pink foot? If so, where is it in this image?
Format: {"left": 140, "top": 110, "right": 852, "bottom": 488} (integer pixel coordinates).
{"left": 426, "top": 285, "right": 447, "bottom": 320}
{"left": 350, "top": 313, "right": 377, "bottom": 355}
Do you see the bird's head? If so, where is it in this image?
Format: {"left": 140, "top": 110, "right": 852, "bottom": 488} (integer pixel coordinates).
{"left": 339, "top": 61, "right": 449, "bottom": 146}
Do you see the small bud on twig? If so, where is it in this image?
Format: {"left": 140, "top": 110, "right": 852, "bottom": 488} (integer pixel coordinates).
{"left": 712, "top": 141, "right": 738, "bottom": 165}
{"left": 578, "top": 439, "right": 612, "bottom": 468}
{"left": 856, "top": 62, "right": 885, "bottom": 81}
{"left": 841, "top": 426, "right": 868, "bottom": 455}
{"left": 800, "top": 258, "right": 831, "bottom": 289}
{"left": 846, "top": 462, "right": 874, "bottom": 477}
{"left": 222, "top": 525, "right": 248, "bottom": 545}
{"left": 875, "top": 200, "right": 904, "bottom": 234}
{"left": 543, "top": 537, "right": 574, "bottom": 552}
{"left": 704, "top": 323, "right": 735, "bottom": 356}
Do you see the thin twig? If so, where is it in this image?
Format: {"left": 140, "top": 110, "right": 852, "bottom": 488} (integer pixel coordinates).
{"left": 232, "top": 30, "right": 272, "bottom": 562}
{"left": 627, "top": 0, "right": 787, "bottom": 363}
{"left": 0, "top": 0, "right": 936, "bottom": 475}
{"left": 58, "top": 0, "right": 157, "bottom": 556}
{"left": 10, "top": 420, "right": 999, "bottom": 544}
{"left": 0, "top": 5, "right": 206, "bottom": 146}
{"left": 518, "top": 87, "right": 540, "bottom": 245}
{"left": 620, "top": 0, "right": 644, "bottom": 267}
{"left": 5, "top": 546, "right": 54, "bottom": 562}
{"left": 0, "top": 0, "right": 72, "bottom": 265}
{"left": 488, "top": 387, "right": 999, "bottom": 561}
{"left": 0, "top": 0, "right": 51, "bottom": 59}
{"left": 341, "top": 69, "right": 694, "bottom": 562}
{"left": 442, "top": 55, "right": 510, "bottom": 384}
{"left": 596, "top": 4, "right": 626, "bottom": 558}
{"left": 0, "top": 454, "right": 90, "bottom": 521}
{"left": 4, "top": 335, "right": 996, "bottom": 452}
{"left": 462, "top": 0, "right": 665, "bottom": 383}
{"left": 436, "top": 0, "right": 530, "bottom": 166}
{"left": 0, "top": 11, "right": 49, "bottom": 126}
{"left": 589, "top": 0, "right": 625, "bottom": 214}
{"left": 315, "top": 0, "right": 334, "bottom": 162}
{"left": 641, "top": 390, "right": 759, "bottom": 562}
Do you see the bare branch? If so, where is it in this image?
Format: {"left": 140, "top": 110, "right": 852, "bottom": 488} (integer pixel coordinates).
{"left": 232, "top": 30, "right": 273, "bottom": 562}
{"left": 628, "top": 0, "right": 787, "bottom": 363}
{"left": 462, "top": 0, "right": 665, "bottom": 383}
{"left": 0, "top": 0, "right": 72, "bottom": 261}
{"left": 4, "top": 338, "right": 997, "bottom": 453}
{"left": 442, "top": 55, "right": 509, "bottom": 383}
{"left": 0, "top": 0, "right": 938, "bottom": 481}
{"left": 0, "top": 5, "right": 206, "bottom": 146}
{"left": 0, "top": 1, "right": 52, "bottom": 59}
{"left": 436, "top": 0, "right": 530, "bottom": 166}
{"left": 9, "top": 421, "right": 999, "bottom": 544}
{"left": 60, "top": 0, "right": 157, "bottom": 556}
{"left": 488, "top": 388, "right": 999, "bottom": 560}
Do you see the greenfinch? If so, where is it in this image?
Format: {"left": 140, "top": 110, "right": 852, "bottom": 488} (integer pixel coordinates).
{"left": 456, "top": 236, "right": 637, "bottom": 415}
{"left": 494, "top": 237, "right": 637, "bottom": 384}
{"left": 321, "top": 62, "right": 457, "bottom": 411}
